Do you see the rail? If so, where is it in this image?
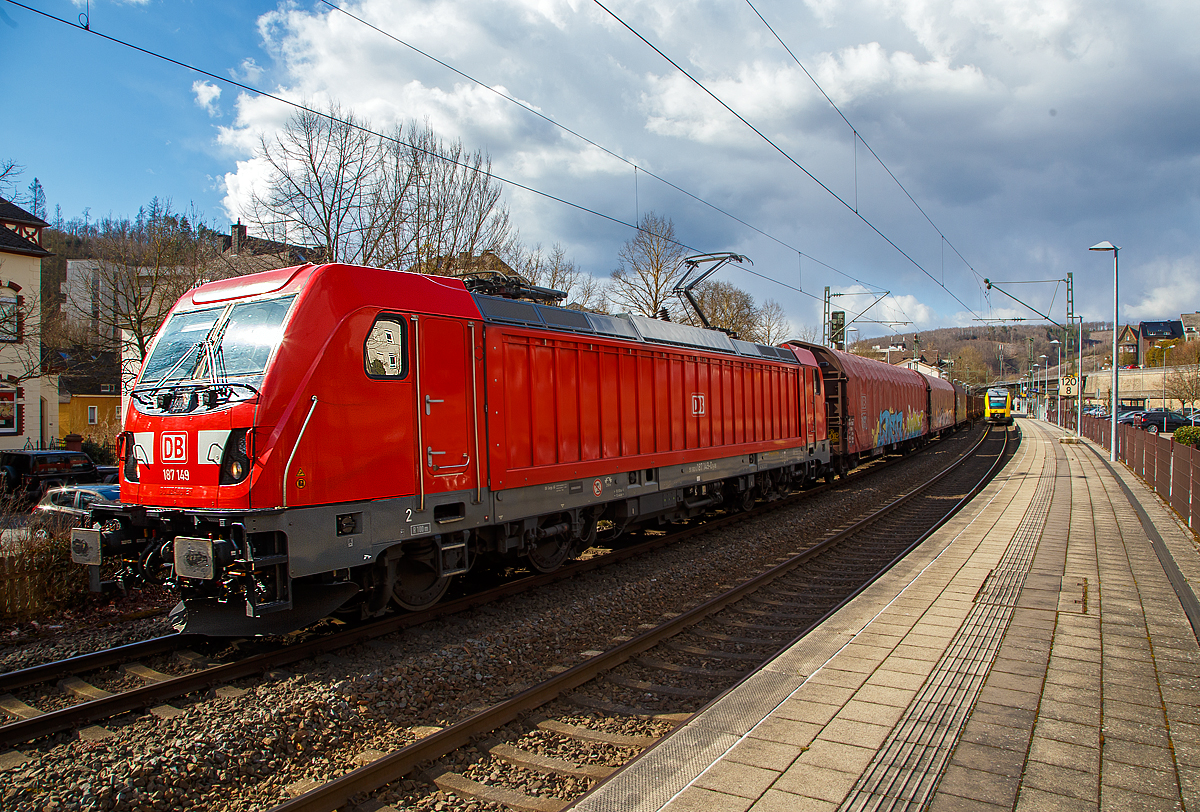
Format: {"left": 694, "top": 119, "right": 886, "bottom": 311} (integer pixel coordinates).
{"left": 266, "top": 424, "right": 1012, "bottom": 812}
{"left": 0, "top": 425, "right": 984, "bottom": 750}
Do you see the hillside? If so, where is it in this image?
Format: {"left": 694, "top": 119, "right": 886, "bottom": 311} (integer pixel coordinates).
{"left": 846, "top": 322, "right": 1112, "bottom": 385}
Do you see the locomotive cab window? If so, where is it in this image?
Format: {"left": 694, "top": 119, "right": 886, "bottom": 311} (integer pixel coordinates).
{"left": 365, "top": 315, "right": 408, "bottom": 379}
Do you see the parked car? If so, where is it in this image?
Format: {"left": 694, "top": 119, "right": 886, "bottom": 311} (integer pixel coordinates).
{"left": 1115, "top": 411, "right": 1145, "bottom": 425}
{"left": 28, "top": 483, "right": 120, "bottom": 540}
{"left": 0, "top": 450, "right": 107, "bottom": 501}
{"left": 1133, "top": 410, "right": 1197, "bottom": 434}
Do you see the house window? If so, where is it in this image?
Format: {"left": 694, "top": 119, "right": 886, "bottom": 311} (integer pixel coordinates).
{"left": 88, "top": 406, "right": 98, "bottom": 424}
{"left": 0, "top": 389, "right": 14, "bottom": 434}
{"left": 364, "top": 315, "right": 408, "bottom": 379}
{"left": 0, "top": 294, "right": 18, "bottom": 343}
{"left": 100, "top": 384, "right": 115, "bottom": 394}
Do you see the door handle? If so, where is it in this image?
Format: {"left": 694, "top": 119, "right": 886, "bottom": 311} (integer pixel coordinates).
{"left": 425, "top": 395, "right": 444, "bottom": 415}
{"left": 427, "top": 448, "right": 469, "bottom": 472}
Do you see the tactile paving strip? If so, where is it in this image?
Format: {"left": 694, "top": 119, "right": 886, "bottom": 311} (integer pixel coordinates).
{"left": 838, "top": 450, "right": 1057, "bottom": 812}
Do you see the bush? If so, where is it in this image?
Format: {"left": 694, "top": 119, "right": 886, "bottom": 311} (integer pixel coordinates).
{"left": 82, "top": 439, "right": 116, "bottom": 465}
{"left": 0, "top": 524, "right": 92, "bottom": 621}
{"left": 21, "top": 529, "right": 92, "bottom": 609}
{"left": 1174, "top": 426, "right": 1200, "bottom": 448}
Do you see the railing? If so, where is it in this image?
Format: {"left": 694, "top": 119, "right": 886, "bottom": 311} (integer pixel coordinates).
{"left": 1065, "top": 414, "right": 1199, "bottom": 531}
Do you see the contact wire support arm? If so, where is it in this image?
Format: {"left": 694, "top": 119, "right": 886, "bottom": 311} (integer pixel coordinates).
{"left": 671, "top": 252, "right": 750, "bottom": 331}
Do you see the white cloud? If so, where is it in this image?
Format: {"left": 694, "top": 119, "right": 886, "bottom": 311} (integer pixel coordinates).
{"left": 232, "top": 58, "right": 264, "bottom": 84}
{"left": 192, "top": 80, "right": 222, "bottom": 117}
{"left": 192, "top": 0, "right": 1200, "bottom": 330}
{"left": 1122, "top": 256, "right": 1200, "bottom": 323}
{"left": 220, "top": 156, "right": 274, "bottom": 227}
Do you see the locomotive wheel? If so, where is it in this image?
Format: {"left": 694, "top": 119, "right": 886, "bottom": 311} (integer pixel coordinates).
{"left": 738, "top": 488, "right": 756, "bottom": 512}
{"left": 393, "top": 558, "right": 452, "bottom": 611}
{"left": 527, "top": 536, "right": 573, "bottom": 573}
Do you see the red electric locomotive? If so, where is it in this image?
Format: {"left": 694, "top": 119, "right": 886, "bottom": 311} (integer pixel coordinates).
{"left": 72, "top": 262, "right": 833, "bottom": 634}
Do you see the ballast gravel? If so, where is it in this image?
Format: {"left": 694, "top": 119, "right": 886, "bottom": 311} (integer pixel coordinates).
{"left": 0, "top": 428, "right": 983, "bottom": 811}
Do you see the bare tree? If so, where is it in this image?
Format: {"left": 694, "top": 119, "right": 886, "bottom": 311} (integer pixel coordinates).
{"left": 405, "top": 123, "right": 518, "bottom": 272}
{"left": 608, "top": 212, "right": 686, "bottom": 318}
{"left": 0, "top": 159, "right": 21, "bottom": 198}
{"left": 67, "top": 199, "right": 214, "bottom": 370}
{"left": 248, "top": 103, "right": 388, "bottom": 266}
{"left": 1167, "top": 365, "right": 1200, "bottom": 410}
{"left": 755, "top": 299, "right": 792, "bottom": 344}
{"left": 680, "top": 279, "right": 758, "bottom": 337}
{"left": 517, "top": 243, "right": 607, "bottom": 311}
{"left": 789, "top": 323, "right": 821, "bottom": 343}
{"left": 26, "top": 178, "right": 46, "bottom": 222}
{"left": 245, "top": 106, "right": 517, "bottom": 274}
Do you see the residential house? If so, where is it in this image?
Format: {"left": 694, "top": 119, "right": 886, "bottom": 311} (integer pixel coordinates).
{"left": 1116, "top": 324, "right": 1140, "bottom": 364}
{"left": 409, "top": 250, "right": 516, "bottom": 277}
{"left": 1182, "top": 312, "right": 1200, "bottom": 342}
{"left": 0, "top": 197, "right": 59, "bottom": 448}
{"left": 221, "top": 221, "right": 324, "bottom": 273}
{"left": 57, "top": 349, "right": 120, "bottom": 440}
{"left": 894, "top": 357, "right": 944, "bottom": 378}
{"left": 1138, "top": 321, "right": 1184, "bottom": 362}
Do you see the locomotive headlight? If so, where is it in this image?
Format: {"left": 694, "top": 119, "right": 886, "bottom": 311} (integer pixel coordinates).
{"left": 219, "top": 429, "right": 252, "bottom": 485}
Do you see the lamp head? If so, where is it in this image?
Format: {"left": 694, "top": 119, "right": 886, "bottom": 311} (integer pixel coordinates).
{"left": 1090, "top": 241, "right": 1118, "bottom": 252}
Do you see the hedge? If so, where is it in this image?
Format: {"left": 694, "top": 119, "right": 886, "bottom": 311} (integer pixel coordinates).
{"left": 1174, "top": 426, "right": 1200, "bottom": 448}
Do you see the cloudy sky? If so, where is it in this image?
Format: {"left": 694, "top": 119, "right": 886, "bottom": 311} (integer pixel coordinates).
{"left": 3, "top": 0, "right": 1198, "bottom": 339}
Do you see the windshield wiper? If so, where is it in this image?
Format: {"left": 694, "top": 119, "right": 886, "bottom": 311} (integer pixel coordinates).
{"left": 147, "top": 340, "right": 204, "bottom": 388}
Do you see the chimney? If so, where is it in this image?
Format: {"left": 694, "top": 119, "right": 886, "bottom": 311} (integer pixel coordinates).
{"left": 231, "top": 220, "right": 248, "bottom": 255}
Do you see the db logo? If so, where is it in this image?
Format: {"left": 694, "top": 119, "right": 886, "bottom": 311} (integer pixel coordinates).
{"left": 691, "top": 393, "right": 706, "bottom": 415}
{"left": 161, "top": 433, "right": 188, "bottom": 464}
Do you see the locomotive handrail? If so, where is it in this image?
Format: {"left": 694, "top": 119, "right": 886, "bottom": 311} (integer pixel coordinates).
{"left": 470, "top": 320, "right": 482, "bottom": 504}
{"left": 283, "top": 396, "right": 319, "bottom": 509}
{"left": 411, "top": 314, "right": 425, "bottom": 511}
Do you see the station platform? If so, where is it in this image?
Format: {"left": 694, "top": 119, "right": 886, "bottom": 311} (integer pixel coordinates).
{"left": 574, "top": 419, "right": 1200, "bottom": 812}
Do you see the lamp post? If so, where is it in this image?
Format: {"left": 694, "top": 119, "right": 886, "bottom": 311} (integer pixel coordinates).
{"left": 1039, "top": 354, "right": 1048, "bottom": 420}
{"left": 1050, "top": 338, "right": 1062, "bottom": 426}
{"left": 1091, "top": 241, "right": 1119, "bottom": 460}
{"left": 1157, "top": 339, "right": 1171, "bottom": 431}
{"left": 1078, "top": 320, "right": 1083, "bottom": 433}
{"left": 1032, "top": 364, "right": 1039, "bottom": 416}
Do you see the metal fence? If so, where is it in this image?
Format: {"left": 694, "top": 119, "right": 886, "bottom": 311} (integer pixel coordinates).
{"left": 0, "top": 554, "right": 38, "bottom": 619}
{"left": 1071, "top": 414, "right": 1199, "bottom": 531}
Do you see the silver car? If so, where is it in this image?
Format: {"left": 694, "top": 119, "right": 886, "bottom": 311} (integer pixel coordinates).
{"left": 28, "top": 484, "right": 120, "bottom": 541}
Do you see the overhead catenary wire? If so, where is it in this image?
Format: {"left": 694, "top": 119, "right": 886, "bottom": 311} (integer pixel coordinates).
{"left": 591, "top": 0, "right": 983, "bottom": 321}
{"left": 8, "top": 0, "right": 838, "bottom": 306}
{"left": 11, "top": 0, "right": 919, "bottom": 321}
{"left": 314, "top": 0, "right": 886, "bottom": 296}
{"left": 742, "top": 0, "right": 987, "bottom": 291}
{"left": 3, "top": 1, "right": 705, "bottom": 250}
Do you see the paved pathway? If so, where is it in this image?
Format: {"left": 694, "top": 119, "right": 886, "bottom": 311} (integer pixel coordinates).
{"left": 574, "top": 419, "right": 1200, "bottom": 812}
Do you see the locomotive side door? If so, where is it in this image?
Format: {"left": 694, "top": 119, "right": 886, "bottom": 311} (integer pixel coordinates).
{"left": 415, "top": 316, "right": 478, "bottom": 499}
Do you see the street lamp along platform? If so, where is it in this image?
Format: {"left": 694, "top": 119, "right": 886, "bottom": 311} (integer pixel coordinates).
{"left": 1090, "top": 241, "right": 1119, "bottom": 461}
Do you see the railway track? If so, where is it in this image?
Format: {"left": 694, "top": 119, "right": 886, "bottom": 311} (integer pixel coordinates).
{"left": 0, "top": 424, "right": 991, "bottom": 757}
{"left": 262, "top": 423, "right": 1014, "bottom": 812}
